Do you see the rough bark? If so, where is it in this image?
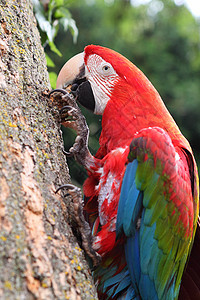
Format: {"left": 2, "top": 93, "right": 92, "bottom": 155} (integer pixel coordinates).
{"left": 0, "top": 1, "right": 97, "bottom": 299}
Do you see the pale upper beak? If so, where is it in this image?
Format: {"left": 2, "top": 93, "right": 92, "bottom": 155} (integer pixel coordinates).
{"left": 56, "top": 52, "right": 95, "bottom": 112}
{"left": 56, "top": 52, "right": 84, "bottom": 89}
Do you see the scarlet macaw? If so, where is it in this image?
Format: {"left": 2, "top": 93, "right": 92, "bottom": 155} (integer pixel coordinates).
{"left": 55, "top": 45, "right": 199, "bottom": 299}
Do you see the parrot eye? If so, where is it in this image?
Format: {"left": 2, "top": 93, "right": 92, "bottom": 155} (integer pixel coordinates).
{"left": 100, "top": 63, "right": 115, "bottom": 76}
{"left": 102, "top": 65, "right": 110, "bottom": 71}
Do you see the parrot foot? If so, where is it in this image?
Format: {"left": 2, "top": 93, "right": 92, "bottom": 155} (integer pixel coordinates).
{"left": 56, "top": 184, "right": 101, "bottom": 267}
{"left": 50, "top": 89, "right": 95, "bottom": 170}
{"left": 59, "top": 105, "right": 91, "bottom": 167}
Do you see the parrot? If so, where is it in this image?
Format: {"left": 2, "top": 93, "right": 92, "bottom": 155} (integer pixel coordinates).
{"left": 55, "top": 45, "right": 199, "bottom": 300}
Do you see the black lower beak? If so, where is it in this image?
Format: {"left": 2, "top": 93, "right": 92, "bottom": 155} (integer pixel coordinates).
{"left": 77, "top": 80, "right": 95, "bottom": 112}
{"left": 71, "top": 80, "right": 95, "bottom": 112}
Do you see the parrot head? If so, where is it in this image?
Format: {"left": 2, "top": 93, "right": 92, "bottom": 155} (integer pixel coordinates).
{"left": 56, "top": 45, "right": 190, "bottom": 151}
{"left": 56, "top": 45, "right": 160, "bottom": 115}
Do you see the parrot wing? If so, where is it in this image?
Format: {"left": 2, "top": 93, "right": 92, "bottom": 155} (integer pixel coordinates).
{"left": 116, "top": 126, "right": 198, "bottom": 300}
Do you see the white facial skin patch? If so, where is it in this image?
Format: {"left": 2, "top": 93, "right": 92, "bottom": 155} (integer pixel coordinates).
{"left": 85, "top": 54, "right": 120, "bottom": 114}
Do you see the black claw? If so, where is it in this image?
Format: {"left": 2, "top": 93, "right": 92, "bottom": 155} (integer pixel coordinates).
{"left": 48, "top": 88, "right": 68, "bottom": 97}
{"left": 55, "top": 183, "right": 76, "bottom": 194}
{"left": 59, "top": 105, "right": 74, "bottom": 115}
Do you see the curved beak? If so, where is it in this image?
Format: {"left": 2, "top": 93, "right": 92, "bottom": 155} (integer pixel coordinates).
{"left": 56, "top": 52, "right": 84, "bottom": 89}
{"left": 56, "top": 52, "right": 95, "bottom": 112}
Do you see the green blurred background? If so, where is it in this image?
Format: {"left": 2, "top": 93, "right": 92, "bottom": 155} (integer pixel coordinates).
{"left": 44, "top": 0, "right": 200, "bottom": 185}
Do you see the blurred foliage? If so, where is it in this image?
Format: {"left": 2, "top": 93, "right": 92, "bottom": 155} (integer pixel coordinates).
{"left": 44, "top": 0, "right": 200, "bottom": 185}
{"left": 33, "top": 0, "right": 78, "bottom": 87}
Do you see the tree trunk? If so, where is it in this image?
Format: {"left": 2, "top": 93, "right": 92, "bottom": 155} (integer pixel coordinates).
{"left": 0, "top": 1, "right": 97, "bottom": 299}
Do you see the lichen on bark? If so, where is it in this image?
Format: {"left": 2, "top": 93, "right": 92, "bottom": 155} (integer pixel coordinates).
{"left": 0, "top": 1, "right": 97, "bottom": 299}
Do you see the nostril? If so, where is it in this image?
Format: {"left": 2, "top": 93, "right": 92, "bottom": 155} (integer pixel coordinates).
{"left": 71, "top": 83, "right": 79, "bottom": 91}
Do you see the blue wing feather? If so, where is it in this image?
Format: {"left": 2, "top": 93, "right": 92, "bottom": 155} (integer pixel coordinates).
{"left": 125, "top": 233, "right": 140, "bottom": 290}
{"left": 116, "top": 160, "right": 138, "bottom": 237}
{"left": 123, "top": 186, "right": 142, "bottom": 236}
